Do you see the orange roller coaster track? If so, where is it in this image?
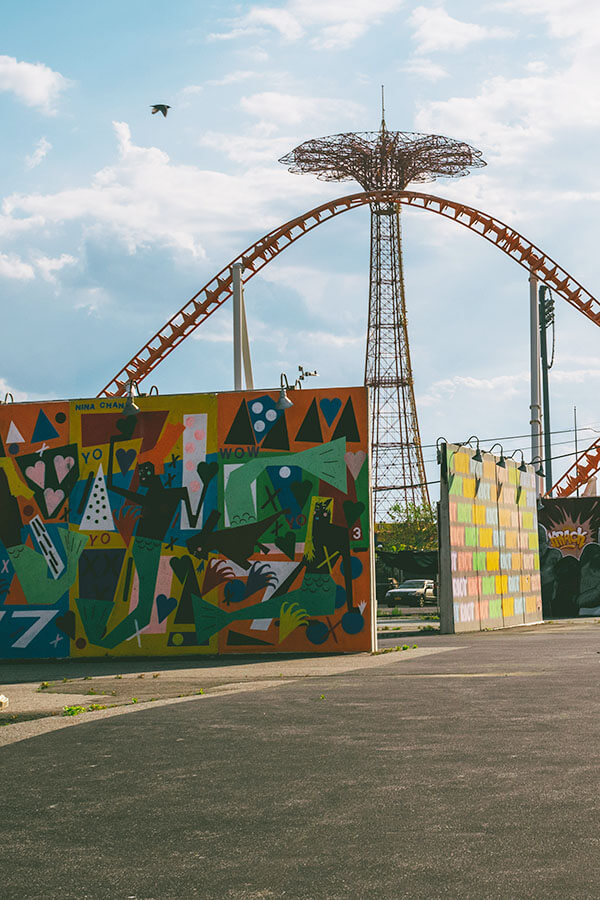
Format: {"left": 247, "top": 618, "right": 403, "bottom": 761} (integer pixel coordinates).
{"left": 98, "top": 188, "right": 600, "bottom": 497}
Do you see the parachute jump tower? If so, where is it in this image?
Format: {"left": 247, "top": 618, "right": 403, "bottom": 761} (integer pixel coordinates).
{"left": 279, "top": 104, "right": 486, "bottom": 520}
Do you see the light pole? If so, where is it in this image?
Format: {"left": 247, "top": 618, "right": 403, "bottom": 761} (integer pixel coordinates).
{"left": 539, "top": 285, "right": 554, "bottom": 494}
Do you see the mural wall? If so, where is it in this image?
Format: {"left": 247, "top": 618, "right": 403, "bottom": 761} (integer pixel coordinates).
{"left": 538, "top": 498, "right": 600, "bottom": 617}
{"left": 0, "top": 388, "right": 374, "bottom": 658}
{"left": 439, "top": 443, "right": 542, "bottom": 633}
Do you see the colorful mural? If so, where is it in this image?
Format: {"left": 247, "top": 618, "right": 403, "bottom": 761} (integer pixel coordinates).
{"left": 438, "top": 443, "right": 542, "bottom": 633}
{"left": 538, "top": 498, "right": 600, "bottom": 617}
{"left": 0, "top": 388, "right": 374, "bottom": 658}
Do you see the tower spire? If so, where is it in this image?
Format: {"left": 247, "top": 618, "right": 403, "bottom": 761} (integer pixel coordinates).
{"left": 380, "top": 84, "right": 386, "bottom": 132}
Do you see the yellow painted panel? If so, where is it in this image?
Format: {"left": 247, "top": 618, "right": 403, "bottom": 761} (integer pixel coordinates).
{"left": 502, "top": 596, "right": 514, "bottom": 617}
{"left": 486, "top": 551, "right": 499, "bottom": 571}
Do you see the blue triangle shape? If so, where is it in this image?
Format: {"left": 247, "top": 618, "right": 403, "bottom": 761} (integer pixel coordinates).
{"left": 31, "top": 409, "right": 60, "bottom": 443}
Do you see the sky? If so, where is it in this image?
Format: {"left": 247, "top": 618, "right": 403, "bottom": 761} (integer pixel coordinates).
{"left": 2, "top": 0, "right": 600, "bottom": 500}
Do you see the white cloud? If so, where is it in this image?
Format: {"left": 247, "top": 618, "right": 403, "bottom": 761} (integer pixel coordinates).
{"left": 410, "top": 6, "right": 511, "bottom": 54}
{"left": 207, "top": 70, "right": 257, "bottom": 86}
{"left": 0, "top": 252, "right": 34, "bottom": 280}
{"left": 240, "top": 91, "right": 362, "bottom": 127}
{"left": 402, "top": 58, "right": 448, "bottom": 82}
{"left": 0, "top": 120, "right": 329, "bottom": 260}
{"left": 34, "top": 253, "right": 76, "bottom": 283}
{"left": 198, "top": 130, "right": 296, "bottom": 165}
{"left": 418, "top": 372, "right": 529, "bottom": 408}
{"left": 0, "top": 55, "right": 69, "bottom": 113}
{"left": 210, "top": 0, "right": 404, "bottom": 50}
{"left": 25, "top": 136, "right": 52, "bottom": 169}
{"left": 0, "top": 378, "right": 29, "bottom": 403}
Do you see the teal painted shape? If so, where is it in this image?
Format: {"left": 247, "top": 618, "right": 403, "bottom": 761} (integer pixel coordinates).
{"left": 31, "top": 409, "right": 60, "bottom": 443}
{"left": 319, "top": 398, "right": 342, "bottom": 426}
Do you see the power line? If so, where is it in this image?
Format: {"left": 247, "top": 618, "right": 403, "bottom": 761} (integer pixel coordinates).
{"left": 420, "top": 422, "right": 600, "bottom": 450}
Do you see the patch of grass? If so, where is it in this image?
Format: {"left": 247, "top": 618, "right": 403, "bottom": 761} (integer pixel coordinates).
{"left": 88, "top": 704, "right": 107, "bottom": 711}
{"left": 86, "top": 689, "right": 97, "bottom": 695}
{"left": 401, "top": 644, "right": 410, "bottom": 650}
{"left": 412, "top": 644, "right": 418, "bottom": 649}
{"left": 137, "top": 673, "right": 145, "bottom": 679}
{"left": 62, "top": 705, "right": 87, "bottom": 717}
{"left": 38, "top": 682, "right": 50, "bottom": 691}
{"left": 152, "top": 673, "right": 160, "bottom": 678}
{"left": 419, "top": 625, "right": 437, "bottom": 632}
{"left": 115, "top": 674, "right": 122, "bottom": 680}
{"left": 195, "top": 689, "right": 205, "bottom": 695}
{"left": 83, "top": 676, "right": 92, "bottom": 681}
{"left": 131, "top": 697, "right": 139, "bottom": 703}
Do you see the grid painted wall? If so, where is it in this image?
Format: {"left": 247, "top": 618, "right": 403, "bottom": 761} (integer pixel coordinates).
{"left": 439, "top": 443, "right": 542, "bottom": 633}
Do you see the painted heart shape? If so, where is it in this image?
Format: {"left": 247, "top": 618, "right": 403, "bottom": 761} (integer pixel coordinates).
{"left": 25, "top": 460, "right": 46, "bottom": 488}
{"left": 55, "top": 610, "right": 76, "bottom": 640}
{"left": 197, "top": 460, "right": 218, "bottom": 484}
{"left": 319, "top": 398, "right": 342, "bottom": 427}
{"left": 344, "top": 450, "right": 366, "bottom": 481}
{"left": 54, "top": 454, "right": 75, "bottom": 484}
{"left": 170, "top": 555, "right": 193, "bottom": 584}
{"left": 343, "top": 500, "right": 365, "bottom": 528}
{"left": 156, "top": 594, "right": 178, "bottom": 623}
{"left": 275, "top": 532, "right": 296, "bottom": 561}
{"left": 116, "top": 448, "right": 136, "bottom": 474}
{"left": 116, "top": 416, "right": 137, "bottom": 439}
{"left": 290, "top": 479, "right": 312, "bottom": 511}
{"left": 44, "top": 487, "right": 65, "bottom": 517}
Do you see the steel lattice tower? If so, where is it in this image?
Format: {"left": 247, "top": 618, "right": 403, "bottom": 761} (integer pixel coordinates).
{"left": 280, "top": 107, "right": 485, "bottom": 521}
{"left": 365, "top": 201, "right": 427, "bottom": 518}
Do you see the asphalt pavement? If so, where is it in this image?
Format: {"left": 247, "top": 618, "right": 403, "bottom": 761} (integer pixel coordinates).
{"left": 3, "top": 620, "right": 600, "bottom": 899}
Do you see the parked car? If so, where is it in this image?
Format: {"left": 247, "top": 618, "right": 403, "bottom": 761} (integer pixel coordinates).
{"left": 385, "top": 579, "right": 436, "bottom": 607}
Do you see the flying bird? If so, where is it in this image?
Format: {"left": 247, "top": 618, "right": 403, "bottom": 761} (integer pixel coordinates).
{"left": 150, "top": 104, "right": 171, "bottom": 117}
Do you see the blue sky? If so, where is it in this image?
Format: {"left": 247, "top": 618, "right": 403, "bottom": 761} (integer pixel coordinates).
{"left": 2, "top": 0, "right": 600, "bottom": 497}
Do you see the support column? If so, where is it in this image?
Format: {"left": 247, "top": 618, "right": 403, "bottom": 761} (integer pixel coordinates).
{"left": 232, "top": 262, "right": 243, "bottom": 391}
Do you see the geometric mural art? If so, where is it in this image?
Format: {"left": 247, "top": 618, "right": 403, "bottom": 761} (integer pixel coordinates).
{"left": 0, "top": 388, "right": 374, "bottom": 658}
{"left": 438, "top": 442, "right": 542, "bottom": 633}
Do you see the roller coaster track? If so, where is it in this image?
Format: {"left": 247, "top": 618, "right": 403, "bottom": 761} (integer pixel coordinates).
{"left": 98, "top": 188, "right": 600, "bottom": 497}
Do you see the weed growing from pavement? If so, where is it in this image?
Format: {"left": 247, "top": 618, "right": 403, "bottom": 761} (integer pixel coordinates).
{"left": 63, "top": 705, "right": 87, "bottom": 716}
{"left": 38, "top": 682, "right": 50, "bottom": 691}
{"left": 372, "top": 644, "right": 418, "bottom": 656}
{"left": 419, "top": 625, "right": 437, "bottom": 632}
{"left": 152, "top": 673, "right": 160, "bottom": 678}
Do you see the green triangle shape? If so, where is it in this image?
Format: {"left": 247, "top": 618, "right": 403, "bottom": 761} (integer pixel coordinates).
{"left": 226, "top": 629, "right": 273, "bottom": 646}
{"left": 260, "top": 412, "right": 290, "bottom": 450}
{"left": 224, "top": 400, "right": 255, "bottom": 445}
{"left": 295, "top": 398, "right": 323, "bottom": 443}
{"left": 332, "top": 397, "right": 360, "bottom": 443}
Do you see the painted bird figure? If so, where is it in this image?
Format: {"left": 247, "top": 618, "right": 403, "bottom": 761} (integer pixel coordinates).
{"left": 151, "top": 104, "right": 171, "bottom": 117}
